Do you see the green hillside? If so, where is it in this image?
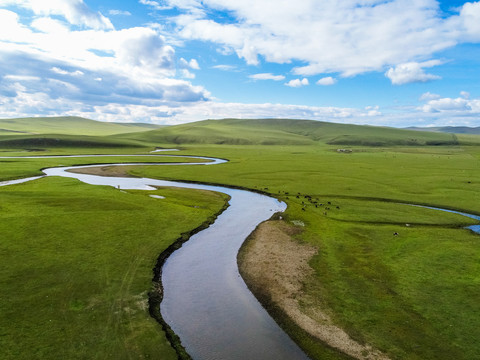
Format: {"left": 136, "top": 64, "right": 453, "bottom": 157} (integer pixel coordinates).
{"left": 124, "top": 118, "right": 472, "bottom": 146}
{"left": 0, "top": 116, "right": 161, "bottom": 136}
{"left": 0, "top": 134, "right": 143, "bottom": 149}
{"left": 409, "top": 126, "right": 480, "bottom": 135}
{"left": 2, "top": 117, "right": 475, "bottom": 147}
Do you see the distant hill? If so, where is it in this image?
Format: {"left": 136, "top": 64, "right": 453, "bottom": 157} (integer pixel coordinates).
{"left": 408, "top": 126, "right": 480, "bottom": 135}
{"left": 0, "top": 116, "right": 161, "bottom": 136}
{"left": 2, "top": 117, "right": 479, "bottom": 149}
{"left": 0, "top": 134, "right": 144, "bottom": 149}
{"left": 124, "top": 118, "right": 470, "bottom": 146}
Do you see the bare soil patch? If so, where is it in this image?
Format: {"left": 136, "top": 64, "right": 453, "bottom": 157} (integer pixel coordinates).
{"left": 238, "top": 220, "right": 390, "bottom": 360}
{"left": 69, "top": 165, "right": 135, "bottom": 177}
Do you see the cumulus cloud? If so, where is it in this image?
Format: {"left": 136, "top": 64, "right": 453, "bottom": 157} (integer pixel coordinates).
{"left": 4, "top": 0, "right": 114, "bottom": 30}
{"left": 385, "top": 60, "right": 442, "bottom": 85}
{"left": 316, "top": 77, "right": 337, "bottom": 86}
{"left": 180, "top": 69, "right": 195, "bottom": 79}
{"left": 419, "top": 92, "right": 441, "bottom": 101}
{"left": 0, "top": 1, "right": 210, "bottom": 120}
{"left": 285, "top": 78, "right": 309, "bottom": 88}
{"left": 420, "top": 93, "right": 480, "bottom": 114}
{"left": 455, "top": 1, "right": 480, "bottom": 41}
{"left": 179, "top": 58, "right": 200, "bottom": 70}
{"left": 249, "top": 73, "right": 285, "bottom": 81}
{"left": 156, "top": 0, "right": 480, "bottom": 80}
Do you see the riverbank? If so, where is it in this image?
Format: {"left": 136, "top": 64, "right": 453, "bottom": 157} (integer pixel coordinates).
{"left": 0, "top": 175, "right": 229, "bottom": 360}
{"left": 149, "top": 197, "right": 231, "bottom": 360}
{"left": 238, "top": 219, "right": 390, "bottom": 360}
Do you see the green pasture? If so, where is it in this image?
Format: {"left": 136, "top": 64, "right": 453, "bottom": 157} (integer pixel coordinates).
{"left": 0, "top": 116, "right": 160, "bottom": 136}
{"left": 130, "top": 144, "right": 480, "bottom": 213}
{"left": 2, "top": 117, "right": 480, "bottom": 359}
{"left": 121, "top": 118, "right": 475, "bottom": 147}
{"left": 127, "top": 143, "right": 480, "bottom": 360}
{"left": 0, "top": 177, "right": 228, "bottom": 359}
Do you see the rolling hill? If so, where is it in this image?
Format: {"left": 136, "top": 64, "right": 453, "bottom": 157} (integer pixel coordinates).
{"left": 0, "top": 116, "right": 161, "bottom": 136}
{"left": 2, "top": 116, "right": 479, "bottom": 149}
{"left": 123, "top": 118, "right": 470, "bottom": 146}
{"left": 408, "top": 126, "right": 480, "bottom": 135}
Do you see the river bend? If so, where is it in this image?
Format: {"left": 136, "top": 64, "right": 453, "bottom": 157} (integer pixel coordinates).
{"left": 1, "top": 154, "right": 309, "bottom": 360}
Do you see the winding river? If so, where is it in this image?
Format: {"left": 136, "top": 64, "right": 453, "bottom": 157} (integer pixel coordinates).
{"left": 2, "top": 153, "right": 480, "bottom": 360}
{"left": 0, "top": 154, "right": 309, "bottom": 360}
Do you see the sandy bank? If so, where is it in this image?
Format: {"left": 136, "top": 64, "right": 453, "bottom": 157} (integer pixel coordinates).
{"left": 238, "top": 220, "right": 390, "bottom": 360}
{"left": 69, "top": 165, "right": 134, "bottom": 177}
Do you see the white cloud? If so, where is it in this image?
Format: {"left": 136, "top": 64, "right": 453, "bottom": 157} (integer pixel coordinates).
{"left": 419, "top": 92, "right": 441, "bottom": 101}
{"left": 212, "top": 64, "right": 237, "bottom": 71}
{"left": 5, "top": 0, "right": 114, "bottom": 30}
{"left": 160, "top": 0, "right": 480, "bottom": 79}
{"left": 180, "top": 69, "right": 195, "bottom": 79}
{"left": 249, "top": 73, "right": 285, "bottom": 81}
{"left": 0, "top": 2, "right": 210, "bottom": 116}
{"left": 51, "top": 67, "right": 84, "bottom": 76}
{"left": 456, "top": 1, "right": 480, "bottom": 41}
{"left": 31, "top": 17, "right": 70, "bottom": 33}
{"left": 139, "top": 0, "right": 204, "bottom": 16}
{"left": 364, "top": 106, "right": 381, "bottom": 117}
{"left": 179, "top": 57, "right": 200, "bottom": 69}
{"left": 421, "top": 94, "right": 480, "bottom": 114}
{"left": 2, "top": 82, "right": 480, "bottom": 127}
{"left": 189, "top": 58, "right": 200, "bottom": 70}
{"left": 3, "top": 75, "right": 41, "bottom": 82}
{"left": 316, "top": 77, "right": 337, "bottom": 86}
{"left": 285, "top": 78, "right": 309, "bottom": 88}
{"left": 109, "top": 10, "right": 132, "bottom": 16}
{"left": 385, "top": 60, "right": 442, "bottom": 85}
{"left": 0, "top": 9, "right": 33, "bottom": 41}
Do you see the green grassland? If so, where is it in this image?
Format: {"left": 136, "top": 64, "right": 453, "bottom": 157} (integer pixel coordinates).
{"left": 129, "top": 144, "right": 480, "bottom": 359}
{"left": 0, "top": 177, "right": 228, "bottom": 360}
{"left": 2, "top": 117, "right": 480, "bottom": 359}
{"left": 0, "top": 116, "right": 161, "bottom": 136}
{"left": 120, "top": 118, "right": 479, "bottom": 146}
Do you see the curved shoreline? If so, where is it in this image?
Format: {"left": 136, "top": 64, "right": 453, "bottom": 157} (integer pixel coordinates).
{"left": 238, "top": 219, "right": 389, "bottom": 360}
{"left": 148, "top": 199, "right": 231, "bottom": 360}
{"left": 238, "top": 200, "right": 480, "bottom": 360}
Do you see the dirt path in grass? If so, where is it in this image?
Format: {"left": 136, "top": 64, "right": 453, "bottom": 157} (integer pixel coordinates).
{"left": 238, "top": 220, "right": 390, "bottom": 360}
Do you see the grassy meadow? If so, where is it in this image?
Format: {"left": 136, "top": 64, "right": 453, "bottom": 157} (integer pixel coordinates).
{"left": 0, "top": 176, "right": 228, "bottom": 359}
{"left": 2, "top": 116, "right": 480, "bottom": 359}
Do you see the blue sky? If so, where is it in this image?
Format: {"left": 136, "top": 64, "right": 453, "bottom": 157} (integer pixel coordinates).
{"left": 0, "top": 0, "right": 479, "bottom": 127}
